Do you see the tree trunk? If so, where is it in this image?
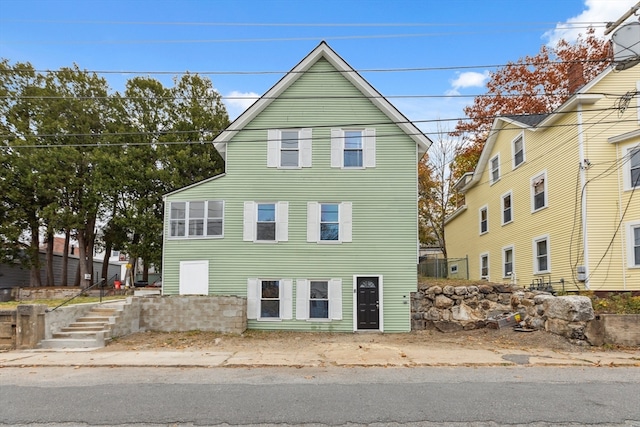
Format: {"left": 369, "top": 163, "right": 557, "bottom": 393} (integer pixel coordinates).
{"left": 28, "top": 221, "right": 42, "bottom": 287}
{"left": 61, "top": 231, "right": 70, "bottom": 286}
{"left": 101, "top": 240, "right": 112, "bottom": 283}
{"left": 45, "top": 230, "right": 55, "bottom": 286}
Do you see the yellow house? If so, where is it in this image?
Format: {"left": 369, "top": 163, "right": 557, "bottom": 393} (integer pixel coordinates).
{"left": 445, "top": 66, "right": 639, "bottom": 292}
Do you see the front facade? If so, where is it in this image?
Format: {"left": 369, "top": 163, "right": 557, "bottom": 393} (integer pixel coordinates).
{"left": 162, "top": 42, "right": 431, "bottom": 332}
{"left": 445, "top": 66, "right": 639, "bottom": 292}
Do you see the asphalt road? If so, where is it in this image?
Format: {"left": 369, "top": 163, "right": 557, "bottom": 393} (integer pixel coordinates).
{"left": 1, "top": 366, "right": 639, "bottom": 426}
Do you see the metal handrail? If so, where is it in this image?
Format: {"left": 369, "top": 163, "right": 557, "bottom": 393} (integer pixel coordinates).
{"left": 46, "top": 273, "right": 119, "bottom": 312}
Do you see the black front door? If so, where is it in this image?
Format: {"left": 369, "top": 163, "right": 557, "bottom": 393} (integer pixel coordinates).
{"left": 356, "top": 276, "right": 379, "bottom": 330}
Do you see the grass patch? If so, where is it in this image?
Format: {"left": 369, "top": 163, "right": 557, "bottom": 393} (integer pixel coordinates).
{"left": 0, "top": 295, "right": 126, "bottom": 310}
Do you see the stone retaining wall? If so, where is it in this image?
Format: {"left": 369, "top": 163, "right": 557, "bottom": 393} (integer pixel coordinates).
{"left": 18, "top": 287, "right": 83, "bottom": 300}
{"left": 411, "top": 283, "right": 596, "bottom": 344}
{"left": 0, "top": 309, "right": 16, "bottom": 350}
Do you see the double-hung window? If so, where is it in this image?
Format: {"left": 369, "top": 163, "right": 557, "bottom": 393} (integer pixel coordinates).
{"left": 531, "top": 172, "right": 547, "bottom": 212}
{"left": 479, "top": 206, "right": 488, "bottom": 234}
{"left": 513, "top": 134, "right": 524, "bottom": 168}
{"left": 247, "top": 278, "right": 293, "bottom": 320}
{"left": 331, "top": 128, "right": 376, "bottom": 168}
{"left": 502, "top": 192, "right": 513, "bottom": 225}
{"left": 169, "top": 201, "right": 224, "bottom": 238}
{"left": 627, "top": 221, "right": 640, "bottom": 268}
{"left": 503, "top": 246, "right": 514, "bottom": 278}
{"left": 244, "top": 201, "right": 288, "bottom": 242}
{"left": 295, "top": 278, "right": 343, "bottom": 320}
{"left": 267, "top": 128, "right": 312, "bottom": 168}
{"left": 307, "top": 202, "right": 352, "bottom": 243}
{"left": 534, "top": 236, "right": 550, "bottom": 274}
{"left": 490, "top": 155, "right": 500, "bottom": 184}
{"left": 629, "top": 146, "right": 640, "bottom": 189}
{"left": 480, "top": 254, "right": 489, "bottom": 280}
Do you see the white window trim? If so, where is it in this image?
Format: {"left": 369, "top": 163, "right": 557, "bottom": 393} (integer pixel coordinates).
{"left": 307, "top": 202, "right": 353, "bottom": 243}
{"left": 295, "top": 278, "right": 343, "bottom": 321}
{"left": 267, "top": 128, "right": 312, "bottom": 168}
{"left": 622, "top": 142, "right": 640, "bottom": 191}
{"left": 169, "top": 200, "right": 224, "bottom": 239}
{"left": 479, "top": 205, "right": 488, "bottom": 235}
{"left": 626, "top": 220, "right": 640, "bottom": 268}
{"left": 531, "top": 171, "right": 548, "bottom": 213}
{"left": 533, "top": 234, "right": 551, "bottom": 274}
{"left": 243, "top": 201, "right": 288, "bottom": 243}
{"left": 247, "top": 278, "right": 293, "bottom": 321}
{"left": 331, "top": 128, "right": 376, "bottom": 169}
{"left": 489, "top": 154, "right": 500, "bottom": 184}
{"left": 502, "top": 245, "right": 514, "bottom": 279}
{"left": 512, "top": 133, "right": 525, "bottom": 169}
{"left": 501, "top": 190, "right": 513, "bottom": 226}
{"left": 480, "top": 253, "right": 489, "bottom": 281}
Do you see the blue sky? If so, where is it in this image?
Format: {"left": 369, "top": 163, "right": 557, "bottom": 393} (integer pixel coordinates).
{"left": 0, "top": 0, "right": 636, "bottom": 136}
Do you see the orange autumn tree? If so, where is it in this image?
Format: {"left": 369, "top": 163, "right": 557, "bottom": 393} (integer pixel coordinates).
{"left": 450, "top": 28, "right": 611, "bottom": 180}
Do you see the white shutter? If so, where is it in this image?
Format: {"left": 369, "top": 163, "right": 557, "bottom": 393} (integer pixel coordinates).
{"left": 307, "top": 202, "right": 319, "bottom": 242}
{"left": 364, "top": 128, "right": 376, "bottom": 168}
{"left": 300, "top": 128, "right": 312, "bottom": 167}
{"left": 295, "top": 279, "right": 309, "bottom": 320}
{"left": 267, "top": 129, "right": 279, "bottom": 167}
{"left": 331, "top": 129, "right": 343, "bottom": 168}
{"left": 247, "top": 278, "right": 259, "bottom": 319}
{"left": 281, "top": 279, "right": 293, "bottom": 320}
{"left": 341, "top": 202, "right": 353, "bottom": 243}
{"left": 329, "top": 278, "right": 343, "bottom": 320}
{"left": 243, "top": 202, "right": 255, "bottom": 241}
{"left": 276, "top": 201, "right": 289, "bottom": 242}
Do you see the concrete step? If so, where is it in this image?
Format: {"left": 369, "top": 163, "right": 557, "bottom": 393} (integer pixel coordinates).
{"left": 39, "top": 335, "right": 105, "bottom": 349}
{"left": 53, "top": 330, "right": 111, "bottom": 340}
{"left": 66, "top": 323, "right": 108, "bottom": 330}
{"left": 76, "top": 316, "right": 111, "bottom": 323}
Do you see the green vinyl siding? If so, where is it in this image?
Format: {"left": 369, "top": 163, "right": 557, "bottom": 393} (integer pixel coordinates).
{"left": 163, "top": 58, "right": 419, "bottom": 332}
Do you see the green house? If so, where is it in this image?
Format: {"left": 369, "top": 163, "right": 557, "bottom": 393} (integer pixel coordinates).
{"left": 162, "top": 42, "right": 431, "bottom": 332}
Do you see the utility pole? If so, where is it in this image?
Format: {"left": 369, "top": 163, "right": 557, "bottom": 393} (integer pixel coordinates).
{"left": 604, "top": 1, "right": 640, "bottom": 35}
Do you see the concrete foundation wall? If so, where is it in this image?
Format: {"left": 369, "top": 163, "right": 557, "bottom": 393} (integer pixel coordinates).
{"left": 139, "top": 295, "right": 246, "bottom": 334}
{"left": 0, "top": 309, "right": 16, "bottom": 350}
{"left": 585, "top": 314, "right": 640, "bottom": 346}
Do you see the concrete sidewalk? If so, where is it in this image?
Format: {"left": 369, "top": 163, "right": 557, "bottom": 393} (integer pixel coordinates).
{"left": 2, "top": 343, "right": 639, "bottom": 368}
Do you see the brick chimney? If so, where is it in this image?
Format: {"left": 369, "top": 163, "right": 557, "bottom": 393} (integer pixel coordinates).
{"left": 567, "top": 62, "right": 586, "bottom": 94}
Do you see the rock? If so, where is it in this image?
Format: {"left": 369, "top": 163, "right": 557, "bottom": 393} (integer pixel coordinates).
{"left": 492, "top": 284, "right": 511, "bottom": 293}
{"left": 534, "top": 294, "right": 555, "bottom": 305}
{"left": 454, "top": 286, "right": 468, "bottom": 296}
{"left": 478, "top": 284, "right": 493, "bottom": 294}
{"left": 452, "top": 304, "right": 483, "bottom": 321}
{"left": 425, "top": 307, "right": 440, "bottom": 321}
{"left": 435, "top": 294, "right": 454, "bottom": 309}
{"left": 433, "top": 321, "right": 463, "bottom": 333}
{"left": 467, "top": 286, "right": 479, "bottom": 294}
{"left": 442, "top": 285, "right": 455, "bottom": 296}
{"left": 544, "top": 296, "right": 594, "bottom": 322}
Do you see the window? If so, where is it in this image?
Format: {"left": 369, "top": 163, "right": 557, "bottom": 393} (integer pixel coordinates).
{"left": 513, "top": 134, "right": 524, "bottom": 168}
{"left": 243, "top": 201, "right": 288, "bottom": 242}
{"left": 320, "top": 204, "right": 339, "bottom": 241}
{"left": 257, "top": 203, "right": 276, "bottom": 241}
{"left": 169, "top": 201, "right": 223, "bottom": 238}
{"left": 531, "top": 172, "right": 547, "bottom": 212}
{"left": 247, "top": 278, "right": 293, "bottom": 320}
{"left": 331, "top": 128, "right": 376, "bottom": 168}
{"left": 295, "top": 278, "right": 343, "bottom": 321}
{"left": 267, "top": 128, "right": 312, "bottom": 168}
{"left": 502, "top": 192, "right": 512, "bottom": 225}
{"left": 479, "top": 206, "right": 488, "bottom": 234}
{"left": 627, "top": 221, "right": 640, "bottom": 268}
{"left": 490, "top": 155, "right": 500, "bottom": 184}
{"left": 629, "top": 146, "right": 640, "bottom": 189}
{"left": 307, "top": 202, "right": 352, "bottom": 243}
{"left": 450, "top": 264, "right": 458, "bottom": 274}
{"left": 480, "top": 254, "right": 489, "bottom": 280}
{"left": 534, "top": 236, "right": 550, "bottom": 274}
{"left": 503, "top": 246, "right": 514, "bottom": 278}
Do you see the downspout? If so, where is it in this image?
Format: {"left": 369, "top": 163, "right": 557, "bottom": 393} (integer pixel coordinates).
{"left": 577, "top": 104, "right": 590, "bottom": 290}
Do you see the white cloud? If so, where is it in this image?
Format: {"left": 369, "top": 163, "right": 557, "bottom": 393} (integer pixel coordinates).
{"left": 543, "top": 0, "right": 635, "bottom": 46}
{"left": 224, "top": 90, "right": 260, "bottom": 120}
{"left": 446, "top": 71, "right": 490, "bottom": 96}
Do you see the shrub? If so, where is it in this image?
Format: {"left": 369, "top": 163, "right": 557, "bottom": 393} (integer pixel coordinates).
{"left": 589, "top": 293, "right": 640, "bottom": 314}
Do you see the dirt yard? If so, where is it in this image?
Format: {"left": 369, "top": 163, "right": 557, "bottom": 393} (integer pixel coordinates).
{"left": 101, "top": 327, "right": 598, "bottom": 353}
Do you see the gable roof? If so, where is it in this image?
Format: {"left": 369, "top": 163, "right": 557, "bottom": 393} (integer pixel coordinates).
{"left": 459, "top": 66, "right": 615, "bottom": 193}
{"left": 214, "top": 41, "right": 432, "bottom": 155}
